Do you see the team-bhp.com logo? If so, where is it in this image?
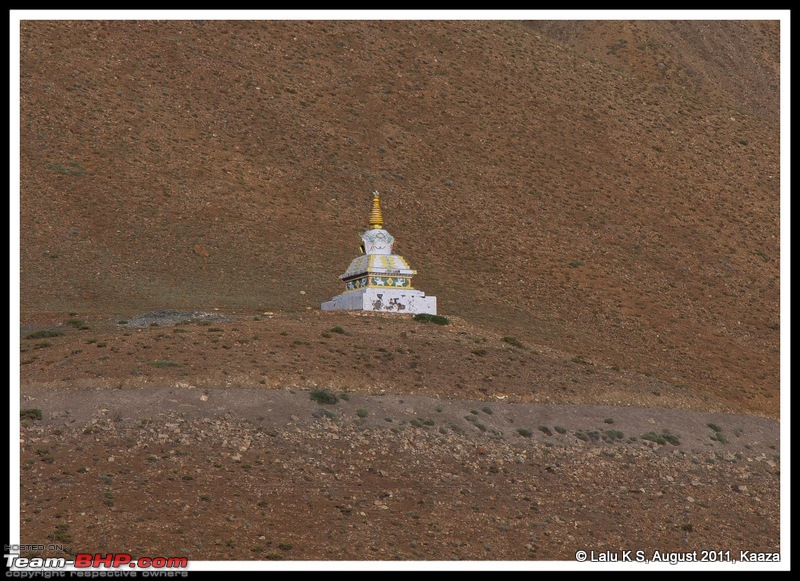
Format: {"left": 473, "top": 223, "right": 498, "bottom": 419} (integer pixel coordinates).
{"left": 73, "top": 554, "right": 187, "bottom": 569}
{"left": 5, "top": 552, "right": 188, "bottom": 572}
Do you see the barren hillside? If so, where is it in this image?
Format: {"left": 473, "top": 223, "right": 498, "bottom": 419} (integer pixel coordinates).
{"left": 16, "top": 17, "right": 783, "bottom": 567}
{"left": 19, "top": 19, "right": 780, "bottom": 417}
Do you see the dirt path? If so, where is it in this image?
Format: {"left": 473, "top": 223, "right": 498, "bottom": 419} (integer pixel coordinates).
{"left": 21, "top": 385, "right": 779, "bottom": 457}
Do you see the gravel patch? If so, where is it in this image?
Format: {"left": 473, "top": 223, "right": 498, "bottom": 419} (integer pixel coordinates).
{"left": 119, "top": 310, "right": 232, "bottom": 328}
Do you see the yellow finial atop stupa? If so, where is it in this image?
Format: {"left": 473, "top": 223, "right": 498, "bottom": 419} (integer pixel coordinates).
{"left": 369, "top": 190, "right": 383, "bottom": 230}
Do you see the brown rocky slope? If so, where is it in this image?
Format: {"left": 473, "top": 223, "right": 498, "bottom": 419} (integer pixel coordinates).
{"left": 19, "top": 19, "right": 780, "bottom": 417}
{"left": 16, "top": 18, "right": 783, "bottom": 566}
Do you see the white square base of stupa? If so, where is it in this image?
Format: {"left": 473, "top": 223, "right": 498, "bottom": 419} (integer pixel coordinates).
{"left": 321, "top": 288, "right": 436, "bottom": 315}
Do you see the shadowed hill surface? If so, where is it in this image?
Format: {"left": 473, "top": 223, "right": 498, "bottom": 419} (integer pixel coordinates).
{"left": 19, "top": 19, "right": 780, "bottom": 416}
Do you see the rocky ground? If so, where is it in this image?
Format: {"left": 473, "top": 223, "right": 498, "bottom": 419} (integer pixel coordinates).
{"left": 15, "top": 17, "right": 783, "bottom": 569}
{"left": 16, "top": 311, "right": 782, "bottom": 567}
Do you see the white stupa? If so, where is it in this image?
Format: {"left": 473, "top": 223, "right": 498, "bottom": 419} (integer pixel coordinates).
{"left": 321, "top": 192, "right": 437, "bottom": 314}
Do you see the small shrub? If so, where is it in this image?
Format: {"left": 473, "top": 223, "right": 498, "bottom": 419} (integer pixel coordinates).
{"left": 605, "top": 430, "right": 624, "bottom": 441}
{"left": 152, "top": 360, "right": 181, "bottom": 368}
{"left": 710, "top": 432, "right": 728, "bottom": 444}
{"left": 21, "top": 408, "right": 43, "bottom": 421}
{"left": 481, "top": 406, "right": 493, "bottom": 415}
{"left": 641, "top": 430, "right": 680, "bottom": 446}
{"left": 25, "top": 330, "right": 63, "bottom": 340}
{"left": 471, "top": 349, "right": 487, "bottom": 356}
{"left": 330, "top": 326, "right": 348, "bottom": 335}
{"left": 604, "top": 418, "right": 614, "bottom": 424}
{"left": 502, "top": 336, "right": 525, "bottom": 349}
{"left": 554, "top": 426, "right": 567, "bottom": 434}
{"left": 356, "top": 408, "right": 368, "bottom": 418}
{"left": 516, "top": 428, "right": 532, "bottom": 438}
{"left": 36, "top": 448, "right": 54, "bottom": 463}
{"left": 413, "top": 313, "right": 449, "bottom": 325}
{"left": 339, "top": 392, "right": 350, "bottom": 401}
{"left": 538, "top": 426, "right": 553, "bottom": 436}
{"left": 707, "top": 423, "right": 723, "bottom": 433}
{"left": 310, "top": 389, "right": 339, "bottom": 405}
{"left": 46, "top": 161, "right": 86, "bottom": 176}
{"left": 48, "top": 524, "right": 72, "bottom": 543}
{"left": 641, "top": 431, "right": 667, "bottom": 445}
{"left": 661, "top": 430, "right": 681, "bottom": 445}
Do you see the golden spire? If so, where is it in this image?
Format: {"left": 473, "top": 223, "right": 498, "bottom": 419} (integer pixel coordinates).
{"left": 369, "top": 190, "right": 384, "bottom": 230}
